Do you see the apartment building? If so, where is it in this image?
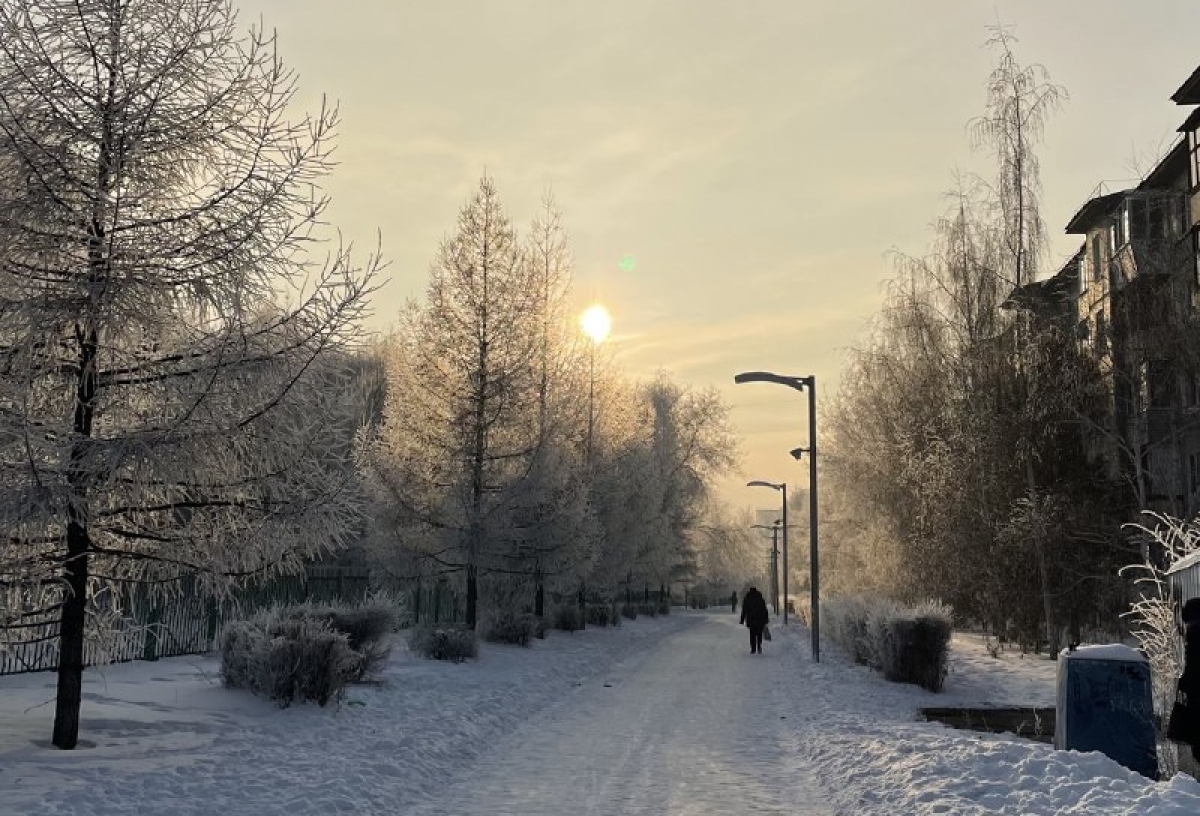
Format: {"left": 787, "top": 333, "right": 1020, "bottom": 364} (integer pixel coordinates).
{"left": 1015, "top": 65, "right": 1200, "bottom": 517}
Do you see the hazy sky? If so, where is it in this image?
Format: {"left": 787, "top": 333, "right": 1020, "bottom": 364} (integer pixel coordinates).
{"left": 241, "top": 0, "right": 1197, "bottom": 511}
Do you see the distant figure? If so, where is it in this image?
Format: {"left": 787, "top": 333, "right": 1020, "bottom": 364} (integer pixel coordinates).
{"left": 1170, "top": 597, "right": 1200, "bottom": 759}
{"left": 731, "top": 591, "right": 738, "bottom": 613}
{"left": 739, "top": 586, "right": 769, "bottom": 654}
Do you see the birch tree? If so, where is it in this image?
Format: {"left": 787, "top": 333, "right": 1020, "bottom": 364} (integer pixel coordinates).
{"left": 0, "top": 0, "right": 377, "bottom": 748}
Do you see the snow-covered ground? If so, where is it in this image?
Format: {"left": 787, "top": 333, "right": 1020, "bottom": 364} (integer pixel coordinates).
{"left": 0, "top": 614, "right": 697, "bottom": 816}
{"left": 3, "top": 612, "right": 1200, "bottom": 815}
{"left": 791, "top": 626, "right": 1200, "bottom": 815}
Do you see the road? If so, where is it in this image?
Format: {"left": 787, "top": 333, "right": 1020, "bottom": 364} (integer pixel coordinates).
{"left": 412, "top": 613, "right": 832, "bottom": 815}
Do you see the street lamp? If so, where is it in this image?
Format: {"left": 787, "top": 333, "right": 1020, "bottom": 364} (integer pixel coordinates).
{"left": 734, "top": 370, "right": 821, "bottom": 663}
{"left": 580, "top": 304, "right": 611, "bottom": 461}
{"left": 749, "top": 522, "right": 781, "bottom": 612}
{"left": 747, "top": 480, "right": 789, "bottom": 624}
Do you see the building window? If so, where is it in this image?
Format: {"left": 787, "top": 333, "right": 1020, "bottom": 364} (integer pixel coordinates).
{"left": 1194, "top": 232, "right": 1200, "bottom": 286}
{"left": 1149, "top": 360, "right": 1173, "bottom": 408}
{"left": 1190, "top": 128, "right": 1200, "bottom": 192}
{"left": 1185, "top": 372, "right": 1200, "bottom": 409}
{"left": 1092, "top": 234, "right": 1104, "bottom": 283}
{"left": 1096, "top": 311, "right": 1108, "bottom": 355}
{"left": 1190, "top": 452, "right": 1200, "bottom": 500}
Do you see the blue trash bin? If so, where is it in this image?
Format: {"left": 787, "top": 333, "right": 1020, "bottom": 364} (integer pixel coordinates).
{"left": 1055, "top": 644, "right": 1158, "bottom": 780}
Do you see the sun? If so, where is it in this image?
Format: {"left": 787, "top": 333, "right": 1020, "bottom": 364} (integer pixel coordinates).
{"left": 580, "top": 304, "right": 612, "bottom": 344}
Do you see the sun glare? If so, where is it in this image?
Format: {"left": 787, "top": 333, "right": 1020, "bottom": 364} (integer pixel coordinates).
{"left": 581, "top": 304, "right": 612, "bottom": 344}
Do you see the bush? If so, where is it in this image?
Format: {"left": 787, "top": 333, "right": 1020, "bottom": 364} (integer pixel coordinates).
{"left": 657, "top": 602, "right": 670, "bottom": 616}
{"left": 825, "top": 596, "right": 952, "bottom": 692}
{"left": 482, "top": 612, "right": 538, "bottom": 647}
{"left": 220, "top": 613, "right": 359, "bottom": 707}
{"left": 408, "top": 625, "right": 478, "bottom": 662}
{"left": 552, "top": 603, "right": 582, "bottom": 632}
{"left": 620, "top": 604, "right": 638, "bottom": 621}
{"left": 269, "top": 600, "right": 397, "bottom": 682}
{"left": 638, "top": 603, "right": 658, "bottom": 618}
{"left": 587, "top": 604, "right": 621, "bottom": 627}
{"left": 329, "top": 602, "right": 399, "bottom": 650}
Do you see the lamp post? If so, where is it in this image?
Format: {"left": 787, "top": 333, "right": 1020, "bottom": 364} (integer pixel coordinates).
{"left": 747, "top": 480, "right": 789, "bottom": 624}
{"left": 749, "top": 522, "right": 780, "bottom": 613}
{"left": 735, "top": 370, "right": 820, "bottom": 663}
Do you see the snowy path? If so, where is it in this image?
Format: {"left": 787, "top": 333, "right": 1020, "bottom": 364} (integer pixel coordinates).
{"left": 407, "top": 614, "right": 830, "bottom": 815}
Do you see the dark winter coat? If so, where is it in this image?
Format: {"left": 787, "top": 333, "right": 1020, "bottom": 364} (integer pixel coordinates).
{"left": 739, "top": 589, "right": 769, "bottom": 630}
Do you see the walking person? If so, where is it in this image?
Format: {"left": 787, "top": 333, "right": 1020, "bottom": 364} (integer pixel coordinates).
{"left": 731, "top": 590, "right": 738, "bottom": 613}
{"left": 1169, "top": 597, "right": 1200, "bottom": 762}
{"left": 739, "top": 586, "right": 769, "bottom": 654}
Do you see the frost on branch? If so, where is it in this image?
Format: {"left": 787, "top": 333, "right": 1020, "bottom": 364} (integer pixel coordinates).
{"left": 0, "top": 0, "right": 380, "bottom": 747}
{"left": 1121, "top": 512, "right": 1200, "bottom": 777}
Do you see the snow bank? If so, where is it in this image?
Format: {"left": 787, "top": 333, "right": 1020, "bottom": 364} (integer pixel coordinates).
{"left": 779, "top": 627, "right": 1200, "bottom": 815}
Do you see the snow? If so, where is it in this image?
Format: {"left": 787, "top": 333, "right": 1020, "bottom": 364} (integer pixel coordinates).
{"left": 1167, "top": 548, "right": 1200, "bottom": 575}
{"left": 1062, "top": 644, "right": 1148, "bottom": 662}
{"left": 793, "top": 628, "right": 1200, "bottom": 815}
{"left": 2, "top": 614, "right": 1200, "bottom": 815}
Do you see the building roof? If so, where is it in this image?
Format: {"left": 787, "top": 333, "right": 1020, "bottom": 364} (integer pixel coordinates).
{"left": 1065, "top": 190, "right": 1128, "bottom": 235}
{"left": 1180, "top": 106, "right": 1200, "bottom": 135}
{"left": 1139, "top": 139, "right": 1188, "bottom": 190}
{"left": 1000, "top": 249, "right": 1081, "bottom": 311}
{"left": 1171, "top": 64, "right": 1200, "bottom": 105}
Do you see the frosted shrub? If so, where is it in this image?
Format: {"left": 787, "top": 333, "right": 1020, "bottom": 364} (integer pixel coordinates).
{"left": 481, "top": 612, "right": 538, "bottom": 646}
{"left": 637, "top": 603, "right": 658, "bottom": 618}
{"left": 552, "top": 603, "right": 582, "bottom": 632}
{"left": 268, "top": 601, "right": 397, "bottom": 682}
{"left": 329, "top": 603, "right": 399, "bottom": 650}
{"left": 620, "top": 604, "right": 638, "bottom": 621}
{"left": 826, "top": 595, "right": 953, "bottom": 692}
{"left": 408, "top": 625, "right": 477, "bottom": 662}
{"left": 658, "top": 602, "right": 670, "bottom": 616}
{"left": 220, "top": 614, "right": 359, "bottom": 707}
{"left": 586, "top": 604, "right": 620, "bottom": 627}
{"left": 826, "top": 596, "right": 875, "bottom": 665}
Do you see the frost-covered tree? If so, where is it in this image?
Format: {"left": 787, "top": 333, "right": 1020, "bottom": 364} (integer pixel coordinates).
{"left": 590, "top": 375, "right": 737, "bottom": 594}
{"left": 0, "top": 0, "right": 377, "bottom": 748}
{"left": 360, "top": 176, "right": 548, "bottom": 628}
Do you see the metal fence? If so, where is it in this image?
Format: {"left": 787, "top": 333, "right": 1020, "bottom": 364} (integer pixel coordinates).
{"left": 0, "top": 565, "right": 371, "bottom": 676}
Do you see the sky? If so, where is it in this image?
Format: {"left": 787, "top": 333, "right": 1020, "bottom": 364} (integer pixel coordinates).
{"left": 239, "top": 0, "right": 1198, "bottom": 511}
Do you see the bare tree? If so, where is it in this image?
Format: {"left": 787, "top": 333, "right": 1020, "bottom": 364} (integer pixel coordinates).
{"left": 0, "top": 0, "right": 378, "bottom": 749}
{"left": 969, "top": 23, "right": 1066, "bottom": 291}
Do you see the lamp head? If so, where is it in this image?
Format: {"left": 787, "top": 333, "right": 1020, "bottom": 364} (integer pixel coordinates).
{"left": 746, "top": 479, "right": 783, "bottom": 491}
{"left": 734, "top": 371, "right": 812, "bottom": 391}
{"left": 790, "top": 447, "right": 806, "bottom": 460}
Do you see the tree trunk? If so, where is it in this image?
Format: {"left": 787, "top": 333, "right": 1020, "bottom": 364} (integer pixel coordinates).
{"left": 534, "top": 568, "right": 544, "bottom": 618}
{"left": 577, "top": 580, "right": 586, "bottom": 629}
{"left": 52, "top": 522, "right": 89, "bottom": 750}
{"left": 54, "top": 322, "right": 100, "bottom": 750}
{"left": 466, "top": 565, "right": 477, "bottom": 629}
{"left": 413, "top": 583, "right": 421, "bottom": 625}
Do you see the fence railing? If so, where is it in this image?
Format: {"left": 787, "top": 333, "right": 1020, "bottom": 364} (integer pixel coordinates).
{"left": 0, "top": 566, "right": 371, "bottom": 676}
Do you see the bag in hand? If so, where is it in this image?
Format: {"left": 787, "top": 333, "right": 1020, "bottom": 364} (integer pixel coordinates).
{"left": 1167, "top": 683, "right": 1194, "bottom": 743}
{"left": 762, "top": 625, "right": 772, "bottom": 642}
